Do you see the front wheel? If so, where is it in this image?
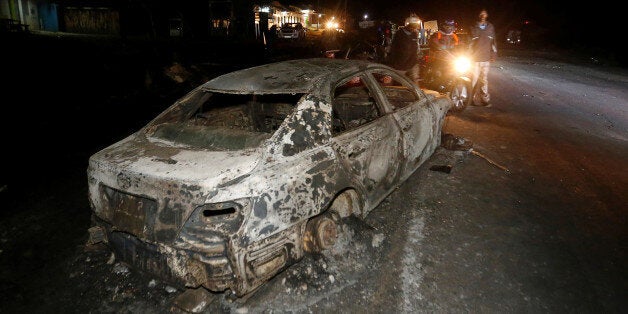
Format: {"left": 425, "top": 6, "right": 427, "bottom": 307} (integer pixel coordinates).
{"left": 449, "top": 81, "right": 470, "bottom": 112}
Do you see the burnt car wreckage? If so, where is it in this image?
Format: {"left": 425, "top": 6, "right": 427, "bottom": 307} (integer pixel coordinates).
{"left": 86, "top": 58, "right": 452, "bottom": 297}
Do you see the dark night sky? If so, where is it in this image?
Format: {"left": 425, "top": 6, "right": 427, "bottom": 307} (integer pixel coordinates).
{"left": 321, "top": 0, "right": 603, "bottom": 27}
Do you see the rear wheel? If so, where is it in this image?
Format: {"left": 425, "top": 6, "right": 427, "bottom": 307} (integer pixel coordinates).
{"left": 303, "top": 213, "right": 339, "bottom": 253}
{"left": 302, "top": 191, "right": 360, "bottom": 253}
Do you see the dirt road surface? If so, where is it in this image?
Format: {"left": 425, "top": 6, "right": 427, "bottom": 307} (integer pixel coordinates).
{"left": 0, "top": 43, "right": 626, "bottom": 313}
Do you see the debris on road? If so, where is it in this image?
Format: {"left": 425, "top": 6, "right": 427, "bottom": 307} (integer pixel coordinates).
{"left": 470, "top": 149, "right": 510, "bottom": 173}
{"left": 441, "top": 133, "right": 473, "bottom": 151}
{"left": 112, "top": 263, "right": 130, "bottom": 276}
{"left": 440, "top": 133, "right": 508, "bottom": 173}
{"left": 164, "top": 62, "right": 191, "bottom": 83}
{"left": 371, "top": 233, "right": 385, "bottom": 248}
{"left": 172, "top": 287, "right": 216, "bottom": 313}
{"left": 87, "top": 226, "right": 106, "bottom": 245}
{"left": 106, "top": 252, "right": 115, "bottom": 265}
{"left": 429, "top": 165, "right": 453, "bottom": 173}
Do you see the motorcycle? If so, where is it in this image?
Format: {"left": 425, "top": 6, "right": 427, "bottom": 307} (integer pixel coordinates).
{"left": 420, "top": 48, "right": 473, "bottom": 112}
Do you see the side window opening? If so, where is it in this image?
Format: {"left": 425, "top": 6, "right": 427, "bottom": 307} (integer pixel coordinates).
{"left": 331, "top": 75, "right": 381, "bottom": 135}
{"left": 373, "top": 72, "right": 420, "bottom": 110}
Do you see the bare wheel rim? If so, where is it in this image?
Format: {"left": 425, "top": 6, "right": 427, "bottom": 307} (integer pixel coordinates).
{"left": 316, "top": 217, "right": 338, "bottom": 249}
{"left": 451, "top": 84, "right": 468, "bottom": 110}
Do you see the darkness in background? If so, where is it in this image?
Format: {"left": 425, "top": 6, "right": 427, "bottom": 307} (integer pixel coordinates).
{"left": 0, "top": 32, "right": 270, "bottom": 311}
{"left": 320, "top": 0, "right": 624, "bottom": 66}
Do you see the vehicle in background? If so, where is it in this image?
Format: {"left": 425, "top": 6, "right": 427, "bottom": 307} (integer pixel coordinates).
{"left": 278, "top": 22, "right": 306, "bottom": 39}
{"left": 506, "top": 29, "right": 522, "bottom": 44}
{"left": 420, "top": 47, "right": 473, "bottom": 111}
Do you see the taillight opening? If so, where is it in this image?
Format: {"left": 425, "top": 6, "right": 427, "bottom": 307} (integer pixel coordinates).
{"left": 203, "top": 207, "right": 236, "bottom": 217}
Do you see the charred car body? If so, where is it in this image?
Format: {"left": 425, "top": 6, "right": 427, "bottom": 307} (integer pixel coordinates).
{"left": 87, "top": 58, "right": 452, "bottom": 296}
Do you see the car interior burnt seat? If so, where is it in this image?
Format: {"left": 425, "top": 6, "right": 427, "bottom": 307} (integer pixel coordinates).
{"left": 246, "top": 100, "right": 294, "bottom": 133}
{"left": 331, "top": 81, "right": 380, "bottom": 134}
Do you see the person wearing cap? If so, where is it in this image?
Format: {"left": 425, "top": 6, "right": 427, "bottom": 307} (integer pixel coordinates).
{"left": 428, "top": 18, "right": 460, "bottom": 77}
{"left": 386, "top": 14, "right": 422, "bottom": 86}
{"left": 469, "top": 9, "right": 497, "bottom": 106}
{"left": 430, "top": 19, "right": 459, "bottom": 56}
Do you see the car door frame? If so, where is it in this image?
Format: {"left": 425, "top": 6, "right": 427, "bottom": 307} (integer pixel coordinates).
{"left": 328, "top": 71, "right": 405, "bottom": 215}
{"left": 365, "top": 67, "right": 437, "bottom": 181}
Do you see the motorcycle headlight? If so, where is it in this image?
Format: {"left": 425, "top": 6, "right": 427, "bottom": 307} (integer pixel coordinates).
{"left": 453, "top": 56, "right": 471, "bottom": 74}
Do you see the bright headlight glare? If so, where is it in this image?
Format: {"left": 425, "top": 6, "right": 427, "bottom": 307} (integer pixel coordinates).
{"left": 454, "top": 57, "right": 471, "bottom": 73}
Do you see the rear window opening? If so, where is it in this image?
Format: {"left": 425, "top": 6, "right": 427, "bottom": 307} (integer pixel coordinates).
{"left": 193, "top": 93, "right": 300, "bottom": 133}
{"left": 148, "top": 91, "right": 304, "bottom": 150}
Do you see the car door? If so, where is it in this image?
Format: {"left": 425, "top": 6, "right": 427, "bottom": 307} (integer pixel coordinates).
{"left": 329, "top": 73, "right": 404, "bottom": 210}
{"left": 370, "top": 70, "right": 435, "bottom": 179}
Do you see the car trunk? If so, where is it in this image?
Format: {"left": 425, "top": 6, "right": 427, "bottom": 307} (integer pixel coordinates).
{"left": 87, "top": 135, "right": 261, "bottom": 243}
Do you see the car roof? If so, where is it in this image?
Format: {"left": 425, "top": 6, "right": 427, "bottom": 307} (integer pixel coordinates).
{"left": 201, "top": 58, "right": 387, "bottom": 94}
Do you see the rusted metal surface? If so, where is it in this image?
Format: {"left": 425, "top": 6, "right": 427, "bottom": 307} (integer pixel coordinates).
{"left": 87, "top": 58, "right": 452, "bottom": 296}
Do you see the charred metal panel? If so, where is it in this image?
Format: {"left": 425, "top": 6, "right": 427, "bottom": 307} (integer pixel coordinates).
{"left": 101, "top": 185, "right": 157, "bottom": 237}
{"left": 202, "top": 59, "right": 372, "bottom": 94}
{"left": 109, "top": 231, "right": 189, "bottom": 286}
{"left": 269, "top": 95, "right": 331, "bottom": 157}
{"left": 331, "top": 115, "right": 404, "bottom": 214}
{"left": 392, "top": 99, "right": 435, "bottom": 176}
{"left": 239, "top": 147, "right": 344, "bottom": 245}
{"left": 231, "top": 222, "right": 306, "bottom": 295}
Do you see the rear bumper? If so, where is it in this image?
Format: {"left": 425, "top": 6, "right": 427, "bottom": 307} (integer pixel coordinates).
{"left": 91, "top": 218, "right": 306, "bottom": 296}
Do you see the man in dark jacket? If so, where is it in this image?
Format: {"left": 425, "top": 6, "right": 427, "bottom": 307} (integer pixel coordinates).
{"left": 469, "top": 9, "right": 497, "bottom": 105}
{"left": 387, "top": 15, "right": 421, "bottom": 86}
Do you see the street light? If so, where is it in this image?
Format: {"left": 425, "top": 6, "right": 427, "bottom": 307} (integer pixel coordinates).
{"left": 364, "top": 14, "right": 368, "bottom": 20}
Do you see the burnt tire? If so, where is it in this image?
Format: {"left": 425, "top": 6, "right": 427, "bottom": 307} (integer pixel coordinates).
{"left": 303, "top": 213, "right": 339, "bottom": 253}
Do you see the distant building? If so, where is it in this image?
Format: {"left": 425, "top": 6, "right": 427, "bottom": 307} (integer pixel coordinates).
{"left": 253, "top": 1, "right": 315, "bottom": 39}
{"left": 0, "top": 0, "right": 58, "bottom": 31}
{"left": 57, "top": 0, "right": 120, "bottom": 35}
{"left": 0, "top": 0, "right": 323, "bottom": 39}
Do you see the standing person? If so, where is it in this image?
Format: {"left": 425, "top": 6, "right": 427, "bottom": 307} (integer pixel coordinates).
{"left": 265, "top": 24, "right": 278, "bottom": 57}
{"left": 386, "top": 14, "right": 421, "bottom": 86}
{"left": 469, "top": 9, "right": 497, "bottom": 106}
